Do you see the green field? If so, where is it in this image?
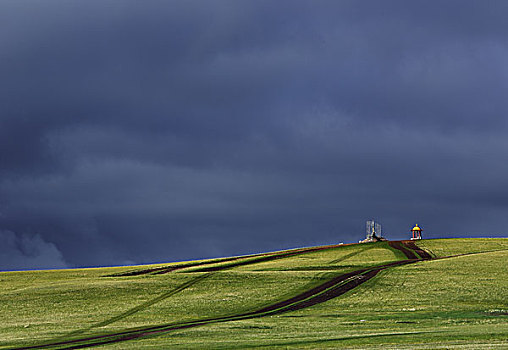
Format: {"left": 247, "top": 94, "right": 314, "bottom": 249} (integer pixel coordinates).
{"left": 0, "top": 238, "right": 507, "bottom": 349}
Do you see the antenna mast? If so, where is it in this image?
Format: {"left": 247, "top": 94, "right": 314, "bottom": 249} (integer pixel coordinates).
{"left": 364, "top": 220, "right": 384, "bottom": 242}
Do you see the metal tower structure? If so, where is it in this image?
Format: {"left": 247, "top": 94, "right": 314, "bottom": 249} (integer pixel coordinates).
{"left": 366, "top": 220, "right": 382, "bottom": 240}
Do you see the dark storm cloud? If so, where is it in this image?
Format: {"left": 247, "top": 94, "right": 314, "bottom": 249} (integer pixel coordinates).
{"left": 1, "top": 0, "right": 508, "bottom": 269}
{"left": 0, "top": 230, "right": 67, "bottom": 270}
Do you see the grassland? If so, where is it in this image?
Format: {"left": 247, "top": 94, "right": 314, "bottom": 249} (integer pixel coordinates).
{"left": 0, "top": 238, "right": 507, "bottom": 349}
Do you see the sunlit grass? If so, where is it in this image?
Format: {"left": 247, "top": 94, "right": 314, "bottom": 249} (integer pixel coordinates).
{"left": 416, "top": 237, "right": 508, "bottom": 257}
{"left": 0, "top": 238, "right": 506, "bottom": 349}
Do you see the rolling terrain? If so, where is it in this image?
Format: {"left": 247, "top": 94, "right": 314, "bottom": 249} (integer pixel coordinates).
{"left": 0, "top": 238, "right": 507, "bottom": 349}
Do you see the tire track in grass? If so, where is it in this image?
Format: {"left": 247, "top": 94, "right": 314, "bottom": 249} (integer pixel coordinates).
{"left": 328, "top": 245, "right": 375, "bottom": 264}
{"left": 387, "top": 241, "right": 419, "bottom": 260}
{"left": 106, "top": 244, "right": 348, "bottom": 277}
{"left": 11, "top": 260, "right": 420, "bottom": 350}
{"left": 187, "top": 242, "right": 382, "bottom": 273}
{"left": 53, "top": 243, "right": 499, "bottom": 350}
{"left": 51, "top": 273, "right": 213, "bottom": 342}
{"left": 402, "top": 240, "right": 433, "bottom": 259}
{"left": 186, "top": 246, "right": 338, "bottom": 273}
{"left": 11, "top": 241, "right": 435, "bottom": 349}
{"left": 105, "top": 256, "right": 247, "bottom": 277}
{"left": 46, "top": 243, "right": 350, "bottom": 345}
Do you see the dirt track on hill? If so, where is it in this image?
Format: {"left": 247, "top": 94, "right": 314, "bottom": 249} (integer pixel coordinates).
{"left": 106, "top": 244, "right": 349, "bottom": 277}
{"left": 402, "top": 241, "right": 433, "bottom": 259}
{"left": 13, "top": 241, "right": 431, "bottom": 350}
{"left": 388, "top": 241, "right": 419, "bottom": 259}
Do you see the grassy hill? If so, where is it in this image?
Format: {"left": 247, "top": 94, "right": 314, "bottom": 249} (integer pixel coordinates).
{"left": 0, "top": 238, "right": 507, "bottom": 349}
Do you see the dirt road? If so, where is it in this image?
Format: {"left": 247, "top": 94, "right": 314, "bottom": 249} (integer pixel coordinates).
{"left": 12, "top": 241, "right": 432, "bottom": 350}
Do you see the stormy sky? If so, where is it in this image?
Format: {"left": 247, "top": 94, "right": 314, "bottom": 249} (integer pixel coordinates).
{"left": 1, "top": 0, "right": 508, "bottom": 270}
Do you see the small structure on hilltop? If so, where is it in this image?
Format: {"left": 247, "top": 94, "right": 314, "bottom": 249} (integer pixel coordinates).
{"left": 360, "top": 220, "right": 387, "bottom": 243}
{"left": 411, "top": 224, "right": 422, "bottom": 240}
